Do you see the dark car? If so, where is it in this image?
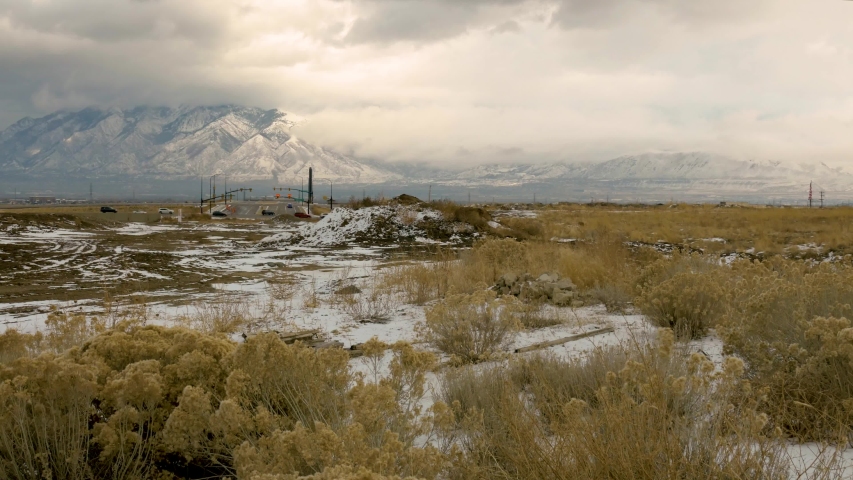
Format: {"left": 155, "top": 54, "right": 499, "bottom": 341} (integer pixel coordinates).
{"left": 261, "top": 209, "right": 275, "bottom": 216}
{"left": 100, "top": 206, "right": 117, "bottom": 213}
{"left": 294, "top": 212, "right": 311, "bottom": 219}
{"left": 211, "top": 210, "right": 227, "bottom": 217}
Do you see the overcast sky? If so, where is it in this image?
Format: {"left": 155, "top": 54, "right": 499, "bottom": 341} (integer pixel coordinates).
{"left": 1, "top": 0, "right": 852, "bottom": 166}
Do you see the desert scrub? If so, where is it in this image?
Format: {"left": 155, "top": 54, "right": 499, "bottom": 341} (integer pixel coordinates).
{"left": 513, "top": 303, "right": 566, "bottom": 329}
{"left": 718, "top": 259, "right": 853, "bottom": 440}
{"left": 336, "top": 271, "right": 398, "bottom": 323}
{"left": 636, "top": 254, "right": 728, "bottom": 339}
{"left": 0, "top": 325, "right": 453, "bottom": 479}
{"left": 440, "top": 330, "right": 792, "bottom": 480}
{"left": 386, "top": 237, "right": 643, "bottom": 306}
{"left": 422, "top": 290, "right": 521, "bottom": 364}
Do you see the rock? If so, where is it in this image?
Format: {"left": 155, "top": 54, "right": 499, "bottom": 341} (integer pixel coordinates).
{"left": 552, "top": 291, "right": 574, "bottom": 306}
{"left": 510, "top": 283, "right": 521, "bottom": 296}
{"left": 500, "top": 273, "right": 518, "bottom": 287}
{"left": 554, "top": 279, "right": 576, "bottom": 291}
{"left": 499, "top": 286, "right": 510, "bottom": 295}
{"left": 537, "top": 272, "right": 559, "bottom": 283}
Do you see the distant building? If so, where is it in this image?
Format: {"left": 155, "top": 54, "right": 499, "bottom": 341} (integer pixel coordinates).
{"left": 29, "top": 196, "right": 56, "bottom": 204}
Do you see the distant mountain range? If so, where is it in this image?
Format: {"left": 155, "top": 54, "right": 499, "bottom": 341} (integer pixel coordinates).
{"left": 2, "top": 106, "right": 852, "bottom": 199}
{"left": 0, "top": 105, "right": 397, "bottom": 183}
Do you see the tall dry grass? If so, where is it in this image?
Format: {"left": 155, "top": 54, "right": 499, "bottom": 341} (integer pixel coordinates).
{"left": 440, "top": 330, "right": 800, "bottom": 480}
{"left": 385, "top": 236, "right": 644, "bottom": 308}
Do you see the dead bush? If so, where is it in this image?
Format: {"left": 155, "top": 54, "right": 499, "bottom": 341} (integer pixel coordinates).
{"left": 514, "top": 304, "right": 565, "bottom": 329}
{"left": 719, "top": 260, "right": 853, "bottom": 441}
{"left": 422, "top": 291, "right": 522, "bottom": 364}
{"left": 336, "top": 271, "right": 398, "bottom": 323}
{"left": 0, "top": 329, "right": 43, "bottom": 363}
{"left": 441, "top": 331, "right": 794, "bottom": 480}
{"left": 499, "top": 217, "right": 544, "bottom": 240}
{"left": 637, "top": 270, "right": 727, "bottom": 339}
{"left": 590, "top": 283, "right": 633, "bottom": 313}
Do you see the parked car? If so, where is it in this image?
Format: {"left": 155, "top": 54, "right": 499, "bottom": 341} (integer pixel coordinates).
{"left": 294, "top": 212, "right": 311, "bottom": 219}
{"left": 100, "top": 206, "right": 117, "bottom": 213}
{"left": 211, "top": 210, "right": 228, "bottom": 217}
{"left": 158, "top": 208, "right": 174, "bottom": 215}
{"left": 261, "top": 209, "right": 275, "bottom": 216}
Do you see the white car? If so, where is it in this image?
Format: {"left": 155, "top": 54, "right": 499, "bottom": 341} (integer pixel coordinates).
{"left": 158, "top": 208, "right": 174, "bottom": 215}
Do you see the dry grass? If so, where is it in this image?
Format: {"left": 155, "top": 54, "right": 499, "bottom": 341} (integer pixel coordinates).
{"left": 385, "top": 236, "right": 643, "bottom": 308}
{"left": 439, "top": 331, "right": 807, "bottom": 480}
{"left": 535, "top": 203, "right": 853, "bottom": 254}
{"left": 7, "top": 201, "right": 853, "bottom": 477}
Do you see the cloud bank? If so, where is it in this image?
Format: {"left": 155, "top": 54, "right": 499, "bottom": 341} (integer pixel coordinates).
{"left": 1, "top": 0, "right": 852, "bottom": 167}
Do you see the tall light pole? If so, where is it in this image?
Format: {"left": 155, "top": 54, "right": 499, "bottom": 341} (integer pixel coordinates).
{"left": 316, "top": 178, "right": 334, "bottom": 211}
{"left": 209, "top": 174, "right": 219, "bottom": 213}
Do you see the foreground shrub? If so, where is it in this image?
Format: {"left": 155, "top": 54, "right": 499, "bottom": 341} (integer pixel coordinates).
{"left": 442, "top": 331, "right": 792, "bottom": 480}
{"left": 0, "top": 326, "right": 451, "bottom": 479}
{"left": 422, "top": 291, "right": 521, "bottom": 363}
{"left": 719, "top": 260, "right": 853, "bottom": 441}
{"left": 636, "top": 255, "right": 728, "bottom": 339}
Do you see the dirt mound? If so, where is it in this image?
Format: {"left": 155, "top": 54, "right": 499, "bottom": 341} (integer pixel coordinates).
{"left": 391, "top": 194, "right": 422, "bottom": 205}
{"left": 259, "top": 204, "right": 484, "bottom": 247}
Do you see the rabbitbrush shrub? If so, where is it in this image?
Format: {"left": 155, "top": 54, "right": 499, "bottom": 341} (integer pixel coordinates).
{"left": 636, "top": 254, "right": 728, "bottom": 339}
{"left": 718, "top": 259, "right": 853, "bottom": 441}
{"left": 422, "top": 290, "right": 521, "bottom": 364}
{"left": 0, "top": 326, "right": 451, "bottom": 479}
{"left": 440, "top": 330, "right": 792, "bottom": 480}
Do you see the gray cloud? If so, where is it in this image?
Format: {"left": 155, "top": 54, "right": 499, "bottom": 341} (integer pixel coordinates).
{"left": 1, "top": 0, "right": 853, "bottom": 168}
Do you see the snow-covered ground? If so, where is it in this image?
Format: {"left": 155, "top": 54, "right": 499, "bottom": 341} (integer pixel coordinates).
{"left": 2, "top": 215, "right": 851, "bottom": 477}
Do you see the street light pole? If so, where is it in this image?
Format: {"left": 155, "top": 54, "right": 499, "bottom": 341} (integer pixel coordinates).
{"left": 209, "top": 174, "right": 218, "bottom": 213}
{"left": 316, "top": 178, "right": 334, "bottom": 211}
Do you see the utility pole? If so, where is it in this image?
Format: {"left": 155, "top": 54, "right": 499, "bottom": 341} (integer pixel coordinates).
{"left": 428, "top": 184, "right": 432, "bottom": 203}
{"left": 89, "top": 183, "right": 93, "bottom": 204}
{"left": 533, "top": 193, "right": 536, "bottom": 205}
{"left": 820, "top": 190, "right": 825, "bottom": 208}
{"left": 468, "top": 190, "right": 471, "bottom": 205}
{"left": 809, "top": 181, "right": 813, "bottom": 208}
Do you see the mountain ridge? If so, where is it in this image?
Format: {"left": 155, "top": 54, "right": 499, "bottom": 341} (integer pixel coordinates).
{"left": 2, "top": 106, "right": 852, "bottom": 197}
{"left": 0, "top": 105, "right": 399, "bottom": 183}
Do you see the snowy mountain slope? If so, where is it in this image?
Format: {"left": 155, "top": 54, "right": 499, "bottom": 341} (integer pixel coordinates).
{"left": 3, "top": 106, "right": 853, "bottom": 195}
{"left": 0, "top": 106, "right": 400, "bottom": 183}
{"left": 442, "top": 152, "right": 853, "bottom": 193}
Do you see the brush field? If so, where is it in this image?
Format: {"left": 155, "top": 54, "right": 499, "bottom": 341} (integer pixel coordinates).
{"left": 2, "top": 200, "right": 853, "bottom": 479}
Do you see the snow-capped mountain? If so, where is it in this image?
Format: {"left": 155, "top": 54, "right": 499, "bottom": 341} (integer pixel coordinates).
{"left": 3, "top": 106, "right": 852, "bottom": 199}
{"left": 441, "top": 152, "right": 853, "bottom": 195}
{"left": 0, "top": 106, "right": 400, "bottom": 183}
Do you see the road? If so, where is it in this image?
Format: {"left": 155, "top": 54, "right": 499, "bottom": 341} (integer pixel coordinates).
{"left": 208, "top": 200, "right": 310, "bottom": 219}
